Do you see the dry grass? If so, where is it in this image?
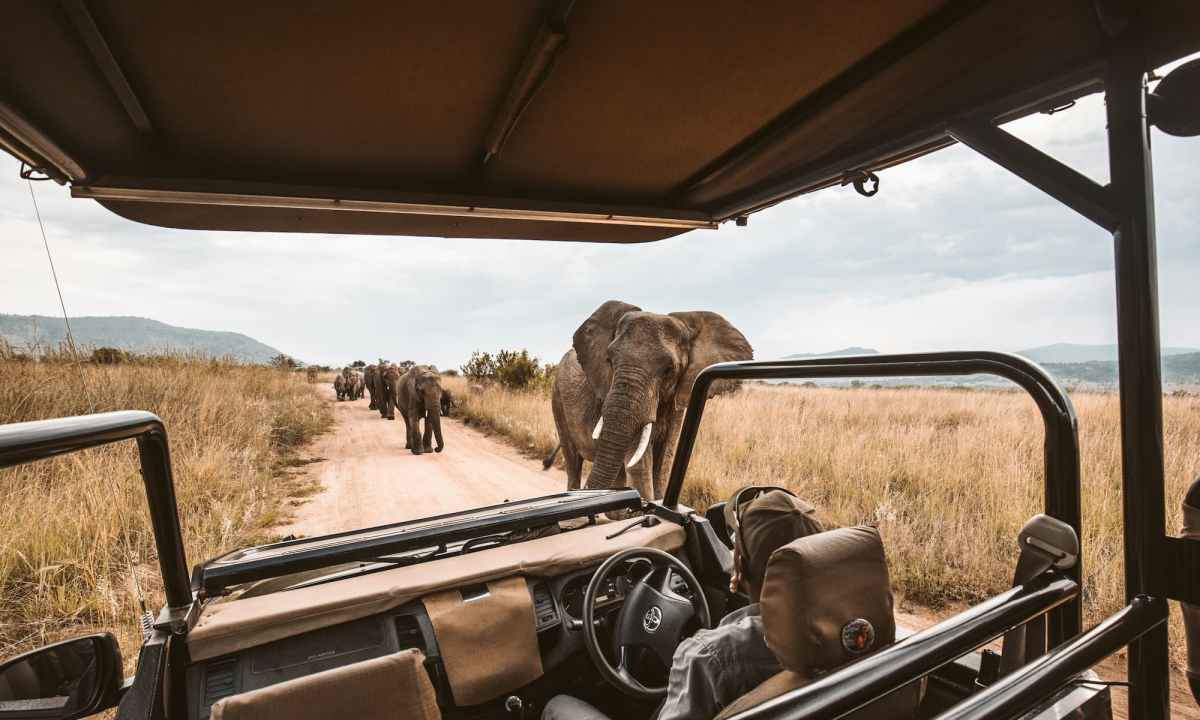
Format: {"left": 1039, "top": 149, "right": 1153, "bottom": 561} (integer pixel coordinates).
{"left": 448, "top": 377, "right": 1200, "bottom": 669}
{"left": 0, "top": 354, "right": 331, "bottom": 669}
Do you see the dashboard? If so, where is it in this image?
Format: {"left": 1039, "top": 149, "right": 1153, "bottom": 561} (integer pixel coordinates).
{"left": 187, "top": 555, "right": 694, "bottom": 719}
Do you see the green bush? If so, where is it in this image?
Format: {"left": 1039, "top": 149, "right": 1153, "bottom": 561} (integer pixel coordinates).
{"left": 461, "top": 349, "right": 555, "bottom": 391}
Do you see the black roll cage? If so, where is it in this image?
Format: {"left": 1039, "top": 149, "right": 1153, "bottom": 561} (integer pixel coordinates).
{"left": 661, "top": 20, "right": 1187, "bottom": 720}
{"left": 0, "top": 11, "right": 1194, "bottom": 720}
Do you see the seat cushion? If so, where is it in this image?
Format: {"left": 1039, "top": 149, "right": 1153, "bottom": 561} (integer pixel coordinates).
{"left": 210, "top": 649, "right": 439, "bottom": 720}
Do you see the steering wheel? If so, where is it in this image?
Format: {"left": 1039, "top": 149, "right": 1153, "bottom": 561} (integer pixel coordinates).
{"left": 582, "top": 547, "right": 712, "bottom": 700}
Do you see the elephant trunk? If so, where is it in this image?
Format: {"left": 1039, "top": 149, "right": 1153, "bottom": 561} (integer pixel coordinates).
{"left": 585, "top": 367, "right": 656, "bottom": 494}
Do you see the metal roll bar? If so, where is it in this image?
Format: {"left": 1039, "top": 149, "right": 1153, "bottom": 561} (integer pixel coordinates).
{"left": 0, "top": 410, "right": 192, "bottom": 609}
{"left": 935, "top": 595, "right": 1167, "bottom": 720}
{"left": 664, "top": 350, "right": 1082, "bottom": 643}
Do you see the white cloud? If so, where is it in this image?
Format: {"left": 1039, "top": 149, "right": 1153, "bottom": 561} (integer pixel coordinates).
{"left": 2, "top": 67, "right": 1199, "bottom": 368}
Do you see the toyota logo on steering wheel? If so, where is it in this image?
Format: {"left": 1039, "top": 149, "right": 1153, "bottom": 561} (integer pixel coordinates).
{"left": 642, "top": 606, "right": 663, "bottom": 633}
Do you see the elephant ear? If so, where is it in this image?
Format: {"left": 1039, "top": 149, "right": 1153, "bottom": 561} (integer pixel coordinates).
{"left": 573, "top": 300, "right": 641, "bottom": 403}
{"left": 669, "top": 311, "right": 753, "bottom": 409}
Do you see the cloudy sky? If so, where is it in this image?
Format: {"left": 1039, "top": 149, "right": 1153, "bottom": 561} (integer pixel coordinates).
{"left": 2, "top": 68, "right": 1197, "bottom": 370}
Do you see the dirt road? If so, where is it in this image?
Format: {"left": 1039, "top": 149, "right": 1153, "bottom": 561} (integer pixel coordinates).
{"left": 282, "top": 386, "right": 564, "bottom": 537}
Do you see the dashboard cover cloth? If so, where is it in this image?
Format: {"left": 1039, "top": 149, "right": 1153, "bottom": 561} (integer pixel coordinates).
{"left": 209, "top": 649, "right": 439, "bottom": 720}
{"left": 189, "top": 518, "right": 684, "bottom": 660}
{"left": 423, "top": 576, "right": 543, "bottom": 706}
{"left": 761, "top": 526, "right": 895, "bottom": 674}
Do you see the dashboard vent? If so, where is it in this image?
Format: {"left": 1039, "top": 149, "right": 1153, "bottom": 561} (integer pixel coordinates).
{"left": 532, "top": 582, "right": 559, "bottom": 630}
{"left": 203, "top": 658, "right": 238, "bottom": 710}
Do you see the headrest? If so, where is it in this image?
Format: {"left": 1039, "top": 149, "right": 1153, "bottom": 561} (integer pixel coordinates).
{"left": 761, "top": 526, "right": 895, "bottom": 674}
{"left": 739, "top": 491, "right": 823, "bottom": 593}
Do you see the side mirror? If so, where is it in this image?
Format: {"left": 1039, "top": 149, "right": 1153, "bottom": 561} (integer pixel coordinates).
{"left": 1149, "top": 57, "right": 1200, "bottom": 138}
{"left": 0, "top": 634, "right": 122, "bottom": 719}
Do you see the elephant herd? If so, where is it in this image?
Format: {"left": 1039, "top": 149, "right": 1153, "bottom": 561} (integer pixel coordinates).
{"left": 328, "top": 299, "right": 752, "bottom": 500}
{"left": 333, "top": 368, "right": 364, "bottom": 401}
{"left": 334, "top": 363, "right": 452, "bottom": 455}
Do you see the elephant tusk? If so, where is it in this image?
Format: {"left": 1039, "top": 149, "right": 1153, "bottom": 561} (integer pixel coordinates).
{"left": 592, "top": 416, "right": 604, "bottom": 440}
{"left": 627, "top": 423, "right": 653, "bottom": 468}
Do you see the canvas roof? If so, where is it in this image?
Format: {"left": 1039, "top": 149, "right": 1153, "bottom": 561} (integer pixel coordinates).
{"left": 2, "top": 1, "right": 1198, "bottom": 241}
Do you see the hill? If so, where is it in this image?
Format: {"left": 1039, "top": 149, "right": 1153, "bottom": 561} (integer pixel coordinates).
{"left": 1041, "top": 352, "right": 1200, "bottom": 388}
{"left": 0, "top": 314, "right": 283, "bottom": 363}
{"left": 775, "top": 345, "right": 1200, "bottom": 388}
{"left": 784, "top": 346, "right": 880, "bottom": 359}
{"left": 1017, "top": 342, "right": 1200, "bottom": 364}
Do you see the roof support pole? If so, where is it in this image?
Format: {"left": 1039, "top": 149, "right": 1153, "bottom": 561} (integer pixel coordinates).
{"left": 60, "top": 0, "right": 153, "bottom": 134}
{"left": 947, "top": 119, "right": 1118, "bottom": 231}
{"left": 1106, "top": 31, "right": 1171, "bottom": 720}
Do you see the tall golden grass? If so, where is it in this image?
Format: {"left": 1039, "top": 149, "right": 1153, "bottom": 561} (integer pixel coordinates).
{"left": 446, "top": 376, "right": 1200, "bottom": 668}
{"left": 0, "top": 352, "right": 330, "bottom": 669}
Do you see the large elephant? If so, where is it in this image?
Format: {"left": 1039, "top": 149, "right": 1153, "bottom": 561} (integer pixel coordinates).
{"left": 549, "top": 300, "right": 752, "bottom": 500}
{"left": 364, "top": 364, "right": 378, "bottom": 409}
{"left": 398, "top": 365, "right": 446, "bottom": 454}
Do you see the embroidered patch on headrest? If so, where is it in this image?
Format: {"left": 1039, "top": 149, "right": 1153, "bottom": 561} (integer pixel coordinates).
{"left": 841, "top": 618, "right": 876, "bottom": 655}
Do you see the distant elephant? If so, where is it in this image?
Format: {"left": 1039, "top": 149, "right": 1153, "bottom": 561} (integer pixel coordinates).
{"left": 549, "top": 300, "right": 752, "bottom": 500}
{"left": 439, "top": 388, "right": 454, "bottom": 417}
{"left": 305, "top": 366, "right": 318, "bottom": 384}
{"left": 375, "top": 363, "right": 399, "bottom": 420}
{"left": 364, "top": 364, "right": 378, "bottom": 409}
{"left": 398, "top": 365, "right": 446, "bottom": 454}
{"left": 351, "top": 371, "right": 365, "bottom": 400}
{"left": 333, "top": 373, "right": 348, "bottom": 401}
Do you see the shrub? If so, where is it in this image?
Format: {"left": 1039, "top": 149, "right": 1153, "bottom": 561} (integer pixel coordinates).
{"left": 461, "top": 349, "right": 555, "bottom": 391}
{"left": 90, "top": 347, "right": 128, "bottom": 364}
{"left": 269, "top": 353, "right": 299, "bottom": 370}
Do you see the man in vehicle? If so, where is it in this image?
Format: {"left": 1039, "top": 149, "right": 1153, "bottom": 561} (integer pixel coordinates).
{"left": 545, "top": 489, "right": 823, "bottom": 720}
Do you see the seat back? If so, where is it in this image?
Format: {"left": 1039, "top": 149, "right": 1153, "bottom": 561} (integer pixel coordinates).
{"left": 718, "top": 526, "right": 919, "bottom": 720}
{"left": 210, "top": 649, "right": 440, "bottom": 720}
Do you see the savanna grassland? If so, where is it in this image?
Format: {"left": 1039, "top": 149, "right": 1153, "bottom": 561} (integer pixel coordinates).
{"left": 445, "top": 376, "right": 1200, "bottom": 668}
{"left": 0, "top": 350, "right": 330, "bottom": 670}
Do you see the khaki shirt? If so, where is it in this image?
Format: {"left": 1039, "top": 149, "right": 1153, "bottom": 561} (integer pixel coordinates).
{"left": 657, "top": 604, "right": 780, "bottom": 720}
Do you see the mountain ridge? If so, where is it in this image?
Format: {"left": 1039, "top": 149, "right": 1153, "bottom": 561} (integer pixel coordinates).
{"left": 1016, "top": 342, "right": 1200, "bottom": 364}
{"left": 0, "top": 314, "right": 283, "bottom": 363}
{"left": 783, "top": 346, "right": 880, "bottom": 359}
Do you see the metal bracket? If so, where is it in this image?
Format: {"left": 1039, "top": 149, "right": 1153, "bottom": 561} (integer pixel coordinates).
{"left": 842, "top": 170, "right": 880, "bottom": 197}
{"left": 947, "top": 118, "right": 1118, "bottom": 231}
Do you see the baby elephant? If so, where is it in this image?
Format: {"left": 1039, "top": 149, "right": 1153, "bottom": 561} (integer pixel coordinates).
{"left": 399, "top": 365, "right": 446, "bottom": 454}
{"left": 333, "top": 373, "right": 349, "bottom": 401}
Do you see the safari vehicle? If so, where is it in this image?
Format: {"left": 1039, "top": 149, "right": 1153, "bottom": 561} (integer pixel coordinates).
{"left": 2, "top": 2, "right": 1200, "bottom": 720}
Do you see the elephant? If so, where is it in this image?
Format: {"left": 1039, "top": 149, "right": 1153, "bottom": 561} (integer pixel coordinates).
{"left": 364, "top": 364, "right": 378, "bottom": 409}
{"left": 351, "top": 371, "right": 365, "bottom": 400}
{"left": 374, "top": 363, "right": 399, "bottom": 420}
{"left": 333, "top": 373, "right": 348, "bottom": 401}
{"left": 398, "top": 364, "right": 446, "bottom": 454}
{"left": 439, "top": 388, "right": 454, "bottom": 417}
{"left": 549, "top": 300, "right": 752, "bottom": 500}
